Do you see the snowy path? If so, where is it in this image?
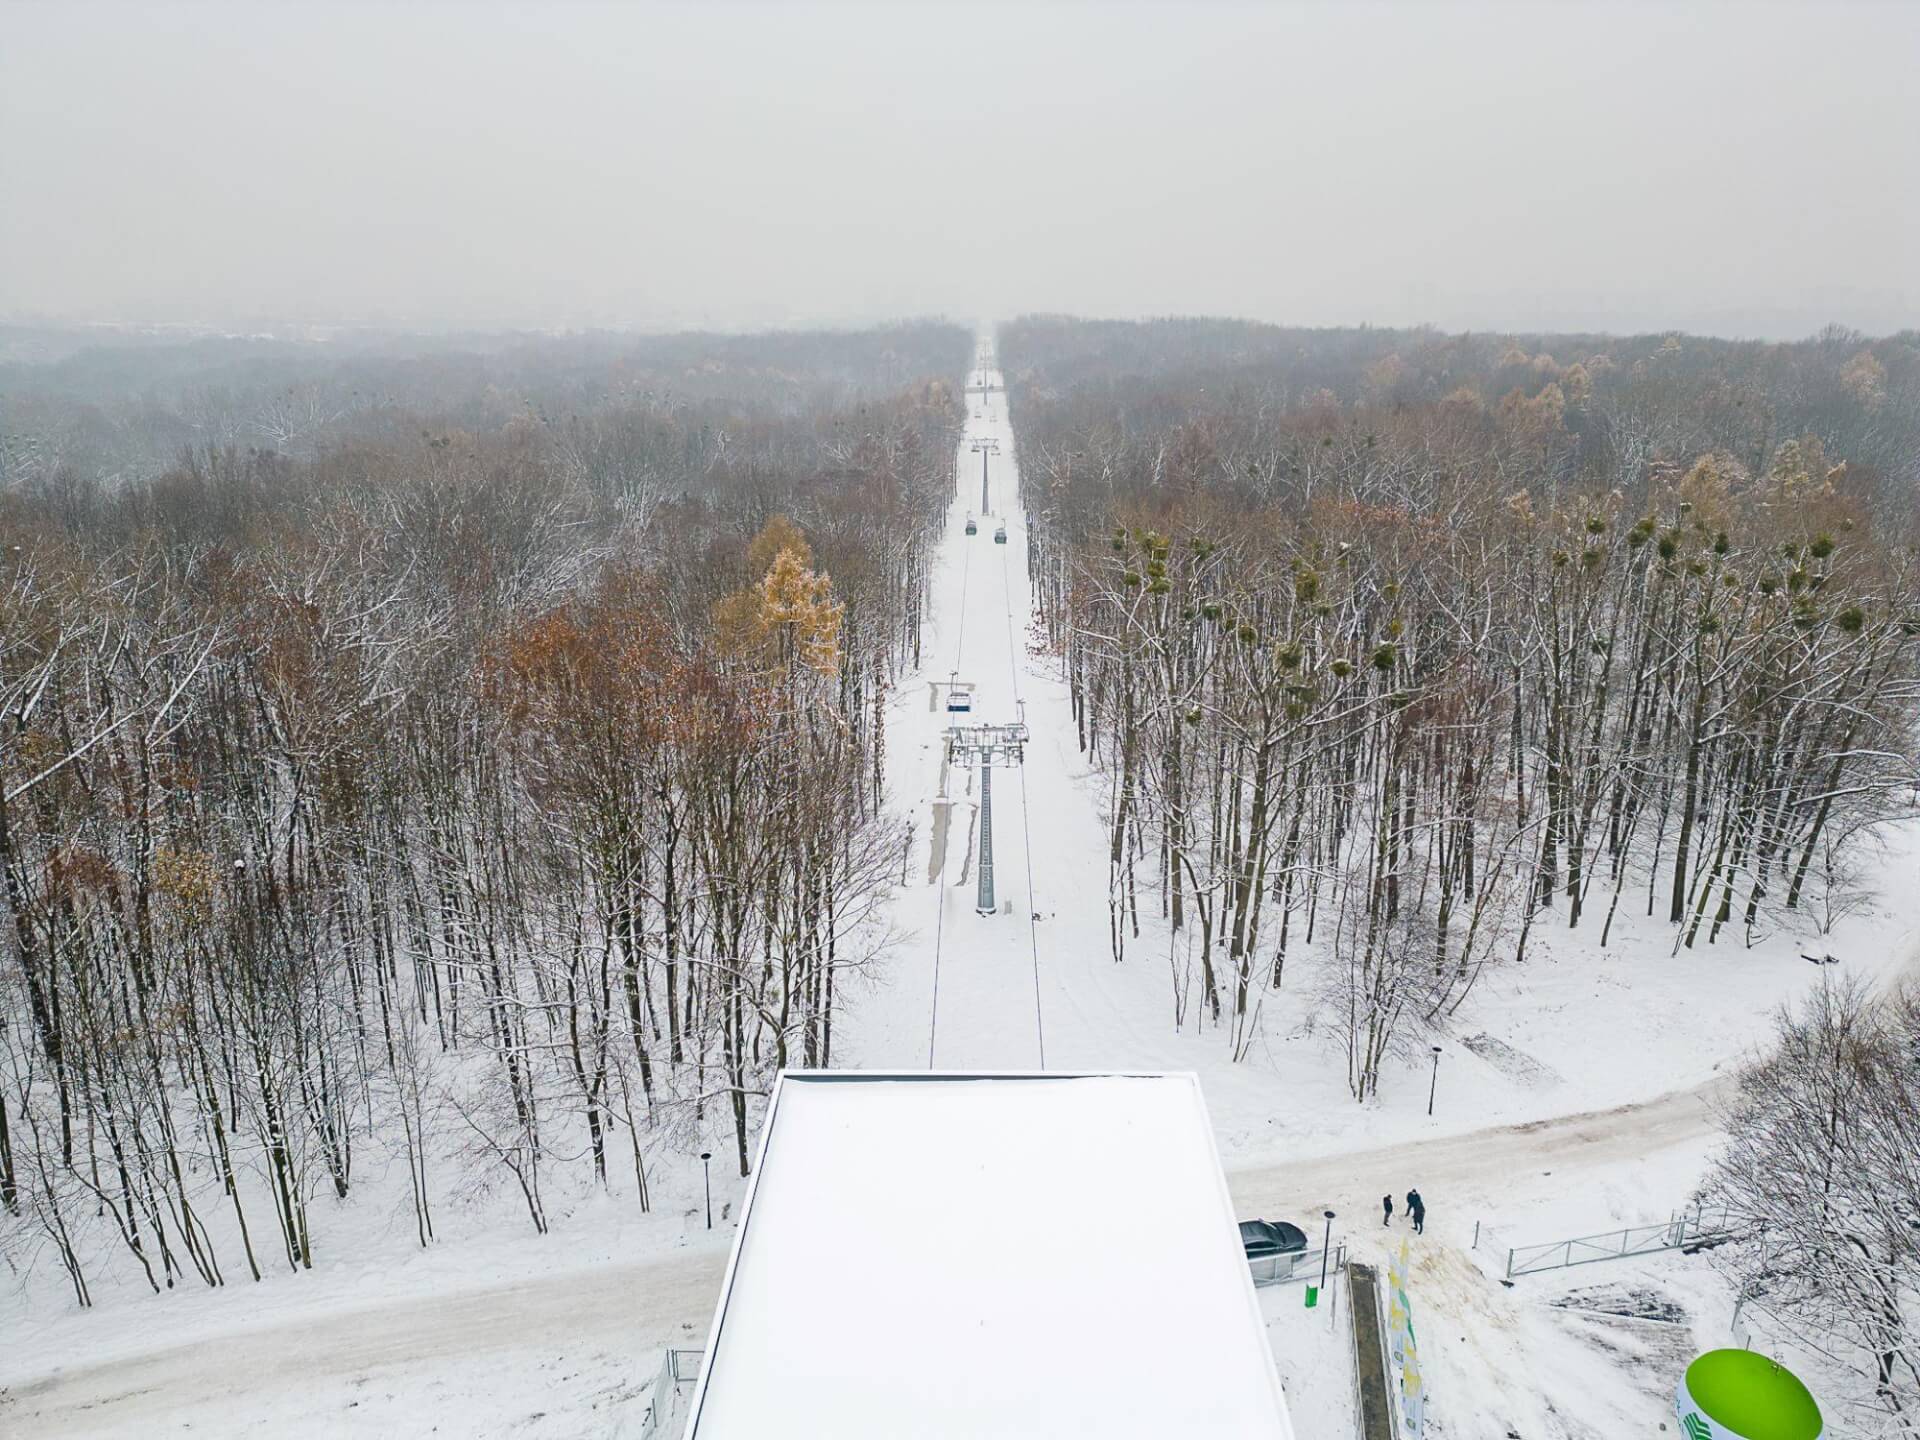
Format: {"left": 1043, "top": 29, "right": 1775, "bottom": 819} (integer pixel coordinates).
{"left": 1228, "top": 1075, "right": 1726, "bottom": 1224}
{"left": 2, "top": 1243, "right": 730, "bottom": 1438}
{"left": 849, "top": 346, "right": 1058, "bottom": 1070}
{"left": 0, "top": 1079, "right": 1724, "bottom": 1438}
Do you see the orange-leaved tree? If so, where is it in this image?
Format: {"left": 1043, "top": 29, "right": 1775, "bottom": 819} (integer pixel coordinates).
{"left": 713, "top": 516, "right": 844, "bottom": 680}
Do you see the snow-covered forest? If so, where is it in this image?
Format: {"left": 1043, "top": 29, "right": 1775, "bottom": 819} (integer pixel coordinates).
{"left": 8, "top": 0, "right": 1920, "bottom": 1431}
{"left": 0, "top": 323, "right": 969, "bottom": 1298}
{"left": 3, "top": 314, "right": 1919, "bottom": 1436}
{"left": 1007, "top": 319, "right": 1920, "bottom": 1095}
{"left": 994, "top": 319, "right": 1920, "bottom": 1427}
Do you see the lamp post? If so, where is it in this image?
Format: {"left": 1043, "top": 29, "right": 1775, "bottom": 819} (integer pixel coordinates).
{"left": 1320, "top": 1210, "right": 1337, "bottom": 1326}
{"left": 1317, "top": 1209, "right": 1335, "bottom": 1291}
{"left": 700, "top": 1151, "right": 713, "bottom": 1230}
{"left": 1427, "top": 1045, "right": 1443, "bottom": 1117}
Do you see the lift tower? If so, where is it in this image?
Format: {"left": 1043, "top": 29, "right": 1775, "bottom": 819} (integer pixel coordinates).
{"left": 944, "top": 716, "right": 1028, "bottom": 915}
{"left": 969, "top": 436, "right": 1000, "bottom": 515}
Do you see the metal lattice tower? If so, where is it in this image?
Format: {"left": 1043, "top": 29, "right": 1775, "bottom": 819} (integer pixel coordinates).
{"left": 945, "top": 717, "right": 1027, "bottom": 918}
{"left": 969, "top": 436, "right": 1000, "bottom": 514}
{"left": 977, "top": 763, "right": 995, "bottom": 915}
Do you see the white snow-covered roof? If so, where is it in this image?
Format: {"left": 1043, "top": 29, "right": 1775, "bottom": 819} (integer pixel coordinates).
{"left": 681, "top": 1072, "right": 1295, "bottom": 1439}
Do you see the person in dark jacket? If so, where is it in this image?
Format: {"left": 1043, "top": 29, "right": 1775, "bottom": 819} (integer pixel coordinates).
{"left": 1382, "top": 1194, "right": 1393, "bottom": 1226}
{"left": 1408, "top": 1189, "right": 1426, "bottom": 1234}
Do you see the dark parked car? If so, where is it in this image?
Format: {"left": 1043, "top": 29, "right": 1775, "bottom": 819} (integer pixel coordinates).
{"left": 1238, "top": 1219, "right": 1309, "bottom": 1259}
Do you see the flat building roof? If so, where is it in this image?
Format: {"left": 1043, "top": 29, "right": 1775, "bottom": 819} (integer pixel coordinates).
{"left": 682, "top": 1071, "right": 1295, "bottom": 1439}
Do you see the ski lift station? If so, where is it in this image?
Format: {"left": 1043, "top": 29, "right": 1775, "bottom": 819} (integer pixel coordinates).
{"left": 679, "top": 1071, "right": 1295, "bottom": 1440}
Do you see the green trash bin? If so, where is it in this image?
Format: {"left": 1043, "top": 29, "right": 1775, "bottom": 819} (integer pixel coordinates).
{"left": 1304, "top": 1285, "right": 1319, "bottom": 1309}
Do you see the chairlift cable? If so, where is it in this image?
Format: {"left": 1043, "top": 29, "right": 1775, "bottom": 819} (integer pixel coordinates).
{"left": 1020, "top": 764, "right": 1046, "bottom": 1069}
{"left": 954, "top": 507, "right": 972, "bottom": 673}
{"left": 1000, "top": 485, "right": 1045, "bottom": 1066}
{"left": 999, "top": 527, "right": 1021, "bottom": 706}
{"left": 931, "top": 439, "right": 979, "bottom": 1066}
{"left": 927, "top": 824, "right": 947, "bottom": 1068}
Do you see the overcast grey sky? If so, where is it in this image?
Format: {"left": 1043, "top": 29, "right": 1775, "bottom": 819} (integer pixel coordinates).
{"left": 4, "top": 0, "right": 1917, "bottom": 339}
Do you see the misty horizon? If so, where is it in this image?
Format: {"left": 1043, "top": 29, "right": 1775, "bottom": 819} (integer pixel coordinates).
{"left": 5, "top": 0, "right": 1919, "bottom": 343}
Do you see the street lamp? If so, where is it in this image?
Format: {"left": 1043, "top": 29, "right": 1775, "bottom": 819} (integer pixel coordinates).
{"left": 1317, "top": 1209, "right": 1335, "bottom": 1289}
{"left": 700, "top": 1151, "right": 713, "bottom": 1230}
{"left": 1427, "top": 1045, "right": 1443, "bottom": 1117}
{"left": 1319, "top": 1210, "right": 1337, "bottom": 1327}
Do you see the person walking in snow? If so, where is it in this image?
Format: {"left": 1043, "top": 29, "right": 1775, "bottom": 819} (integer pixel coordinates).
{"left": 1408, "top": 1189, "right": 1426, "bottom": 1235}
{"left": 1382, "top": 1194, "right": 1393, "bottom": 1226}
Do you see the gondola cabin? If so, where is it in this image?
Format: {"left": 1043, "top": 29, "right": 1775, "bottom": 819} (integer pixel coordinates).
{"left": 964, "top": 515, "right": 978, "bottom": 536}
{"left": 994, "top": 524, "right": 1008, "bottom": 545}
{"left": 947, "top": 682, "right": 974, "bottom": 713}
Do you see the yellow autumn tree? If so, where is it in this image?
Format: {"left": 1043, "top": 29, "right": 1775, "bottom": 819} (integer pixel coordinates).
{"left": 745, "top": 514, "right": 811, "bottom": 577}
{"left": 756, "top": 544, "right": 844, "bottom": 674}
{"left": 714, "top": 517, "right": 844, "bottom": 677}
{"left": 1497, "top": 381, "right": 1567, "bottom": 453}
{"left": 1841, "top": 351, "right": 1887, "bottom": 412}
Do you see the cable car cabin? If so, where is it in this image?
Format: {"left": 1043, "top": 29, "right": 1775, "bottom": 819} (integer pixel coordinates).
{"left": 946, "top": 683, "right": 974, "bottom": 714}
{"left": 993, "top": 524, "right": 1008, "bottom": 545}
{"left": 965, "top": 516, "right": 978, "bottom": 536}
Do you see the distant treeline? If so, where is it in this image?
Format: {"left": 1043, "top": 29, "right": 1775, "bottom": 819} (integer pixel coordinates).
{"left": 0, "top": 320, "right": 961, "bottom": 489}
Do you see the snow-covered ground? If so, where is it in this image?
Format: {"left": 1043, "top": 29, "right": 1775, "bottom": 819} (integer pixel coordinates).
{"left": 3, "top": 331, "right": 1914, "bottom": 1438}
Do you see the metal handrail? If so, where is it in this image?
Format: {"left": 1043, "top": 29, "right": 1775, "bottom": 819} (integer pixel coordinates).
{"left": 1504, "top": 1205, "right": 1735, "bottom": 1278}
{"left": 1249, "top": 1242, "right": 1347, "bottom": 1287}
{"left": 637, "top": 1348, "right": 705, "bottom": 1440}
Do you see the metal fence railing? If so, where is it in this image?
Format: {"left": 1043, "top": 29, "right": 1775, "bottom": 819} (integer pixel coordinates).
{"left": 1250, "top": 1242, "right": 1347, "bottom": 1287}
{"left": 637, "top": 1347, "right": 704, "bottom": 1440}
{"left": 1504, "top": 1205, "right": 1736, "bottom": 1278}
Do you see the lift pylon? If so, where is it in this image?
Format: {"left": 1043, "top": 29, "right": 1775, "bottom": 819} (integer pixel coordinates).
{"left": 969, "top": 436, "right": 1000, "bottom": 514}
{"left": 945, "top": 716, "right": 1028, "bottom": 915}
